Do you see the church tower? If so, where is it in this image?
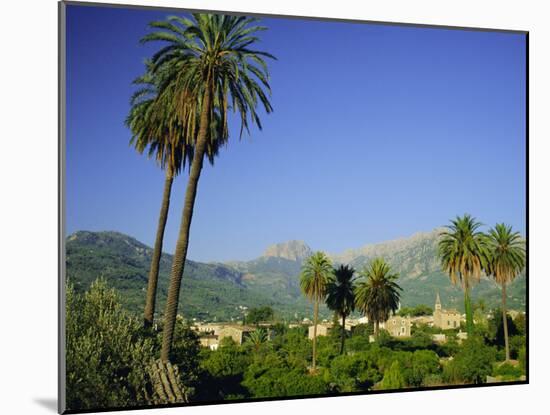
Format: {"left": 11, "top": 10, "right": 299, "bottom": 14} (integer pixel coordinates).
{"left": 435, "top": 292, "right": 442, "bottom": 312}
{"left": 433, "top": 291, "right": 442, "bottom": 328}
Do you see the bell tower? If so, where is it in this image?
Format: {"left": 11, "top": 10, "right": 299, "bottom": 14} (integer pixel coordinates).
{"left": 435, "top": 291, "right": 442, "bottom": 312}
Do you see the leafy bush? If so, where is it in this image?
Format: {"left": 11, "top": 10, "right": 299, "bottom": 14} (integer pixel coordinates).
{"left": 201, "top": 337, "right": 251, "bottom": 378}
{"left": 375, "top": 329, "right": 393, "bottom": 347}
{"left": 493, "top": 362, "right": 523, "bottom": 380}
{"left": 488, "top": 309, "right": 519, "bottom": 347}
{"left": 514, "top": 313, "right": 526, "bottom": 335}
{"left": 243, "top": 351, "right": 328, "bottom": 397}
{"left": 315, "top": 335, "right": 340, "bottom": 368}
{"left": 66, "top": 280, "right": 154, "bottom": 410}
{"left": 408, "top": 330, "right": 434, "bottom": 350}
{"left": 398, "top": 305, "right": 433, "bottom": 317}
{"left": 165, "top": 318, "right": 203, "bottom": 394}
{"left": 379, "top": 361, "right": 405, "bottom": 390}
{"left": 443, "top": 336, "right": 496, "bottom": 384}
{"left": 245, "top": 306, "right": 274, "bottom": 325}
{"left": 422, "top": 374, "right": 444, "bottom": 386}
{"left": 518, "top": 346, "right": 526, "bottom": 374}
{"left": 509, "top": 335, "right": 526, "bottom": 360}
{"left": 197, "top": 337, "right": 252, "bottom": 400}
{"left": 328, "top": 353, "right": 381, "bottom": 392}
{"left": 404, "top": 350, "right": 441, "bottom": 387}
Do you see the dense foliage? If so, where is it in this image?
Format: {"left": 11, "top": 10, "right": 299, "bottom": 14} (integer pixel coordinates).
{"left": 66, "top": 280, "right": 154, "bottom": 410}
{"left": 66, "top": 280, "right": 203, "bottom": 410}
{"left": 245, "top": 306, "right": 275, "bottom": 325}
{"left": 67, "top": 278, "right": 526, "bottom": 410}
{"left": 398, "top": 304, "right": 433, "bottom": 317}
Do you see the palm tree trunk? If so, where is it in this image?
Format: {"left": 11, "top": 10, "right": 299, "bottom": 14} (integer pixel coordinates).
{"left": 340, "top": 315, "right": 346, "bottom": 355}
{"left": 312, "top": 299, "right": 318, "bottom": 371}
{"left": 375, "top": 320, "right": 379, "bottom": 337}
{"left": 160, "top": 78, "right": 213, "bottom": 362}
{"left": 502, "top": 282, "right": 510, "bottom": 361}
{"left": 464, "top": 279, "right": 474, "bottom": 335}
{"left": 144, "top": 168, "right": 174, "bottom": 328}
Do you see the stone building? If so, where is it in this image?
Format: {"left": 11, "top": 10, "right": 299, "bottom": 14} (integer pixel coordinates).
{"left": 382, "top": 315, "right": 412, "bottom": 337}
{"left": 433, "top": 292, "right": 463, "bottom": 330}
{"left": 308, "top": 323, "right": 333, "bottom": 340}
{"left": 217, "top": 325, "right": 255, "bottom": 344}
{"left": 194, "top": 323, "right": 255, "bottom": 347}
{"left": 411, "top": 315, "right": 434, "bottom": 326}
{"left": 199, "top": 334, "right": 220, "bottom": 350}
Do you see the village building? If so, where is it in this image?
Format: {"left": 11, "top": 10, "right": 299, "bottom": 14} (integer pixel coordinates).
{"left": 433, "top": 292, "right": 463, "bottom": 330}
{"left": 193, "top": 323, "right": 256, "bottom": 348}
{"left": 199, "top": 334, "right": 219, "bottom": 350}
{"left": 217, "top": 325, "right": 255, "bottom": 344}
{"left": 308, "top": 323, "right": 334, "bottom": 340}
{"left": 343, "top": 318, "right": 361, "bottom": 331}
{"left": 432, "top": 333, "right": 446, "bottom": 344}
{"left": 410, "top": 315, "right": 434, "bottom": 326}
{"left": 357, "top": 316, "right": 369, "bottom": 324}
{"left": 381, "top": 315, "right": 412, "bottom": 337}
{"left": 307, "top": 320, "right": 358, "bottom": 339}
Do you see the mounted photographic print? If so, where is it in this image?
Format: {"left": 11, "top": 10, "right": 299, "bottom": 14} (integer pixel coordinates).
{"left": 58, "top": 1, "right": 528, "bottom": 413}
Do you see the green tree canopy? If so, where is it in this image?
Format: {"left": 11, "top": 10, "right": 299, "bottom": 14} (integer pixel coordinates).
{"left": 300, "top": 251, "right": 334, "bottom": 371}
{"left": 326, "top": 264, "right": 356, "bottom": 354}
{"left": 66, "top": 280, "right": 155, "bottom": 410}
{"left": 443, "top": 336, "right": 496, "bottom": 384}
{"left": 438, "top": 214, "right": 489, "bottom": 334}
{"left": 245, "top": 306, "right": 274, "bottom": 325}
{"left": 379, "top": 360, "right": 405, "bottom": 390}
{"left": 485, "top": 223, "right": 526, "bottom": 361}
{"left": 355, "top": 258, "right": 401, "bottom": 336}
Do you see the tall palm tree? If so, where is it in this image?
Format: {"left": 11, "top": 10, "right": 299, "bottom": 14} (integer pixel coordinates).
{"left": 126, "top": 65, "right": 192, "bottom": 329}
{"left": 438, "top": 214, "right": 489, "bottom": 335}
{"left": 485, "top": 223, "right": 526, "bottom": 361}
{"left": 326, "top": 264, "right": 356, "bottom": 354}
{"left": 142, "top": 14, "right": 274, "bottom": 361}
{"left": 355, "top": 258, "right": 401, "bottom": 337}
{"left": 126, "top": 63, "right": 222, "bottom": 328}
{"left": 300, "top": 252, "right": 334, "bottom": 371}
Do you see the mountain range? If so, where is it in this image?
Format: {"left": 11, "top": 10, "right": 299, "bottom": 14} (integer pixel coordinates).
{"left": 65, "top": 229, "right": 526, "bottom": 321}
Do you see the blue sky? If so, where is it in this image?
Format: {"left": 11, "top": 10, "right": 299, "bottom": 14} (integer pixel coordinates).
{"left": 65, "top": 4, "right": 526, "bottom": 262}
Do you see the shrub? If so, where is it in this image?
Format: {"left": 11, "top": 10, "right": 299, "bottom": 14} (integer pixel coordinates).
{"left": 66, "top": 280, "right": 154, "bottom": 411}
{"left": 328, "top": 353, "right": 381, "bottom": 392}
{"left": 518, "top": 346, "right": 526, "bottom": 374}
{"left": 443, "top": 336, "right": 496, "bottom": 384}
{"left": 379, "top": 361, "right": 405, "bottom": 390}
{"left": 243, "top": 351, "right": 328, "bottom": 398}
{"left": 405, "top": 350, "right": 441, "bottom": 387}
{"left": 494, "top": 362, "right": 523, "bottom": 380}
{"left": 197, "top": 337, "right": 251, "bottom": 401}
{"left": 509, "top": 335, "right": 526, "bottom": 360}
{"left": 166, "top": 318, "right": 203, "bottom": 394}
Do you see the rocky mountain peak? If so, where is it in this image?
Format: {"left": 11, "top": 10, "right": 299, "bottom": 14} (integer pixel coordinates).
{"left": 262, "top": 240, "right": 312, "bottom": 262}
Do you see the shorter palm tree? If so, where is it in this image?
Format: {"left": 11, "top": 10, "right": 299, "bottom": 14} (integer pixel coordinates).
{"left": 485, "top": 223, "right": 526, "bottom": 361}
{"left": 355, "top": 258, "right": 401, "bottom": 337}
{"left": 326, "top": 265, "right": 356, "bottom": 354}
{"left": 300, "top": 251, "right": 334, "bottom": 371}
{"left": 438, "top": 214, "right": 489, "bottom": 335}
{"left": 246, "top": 328, "right": 268, "bottom": 353}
